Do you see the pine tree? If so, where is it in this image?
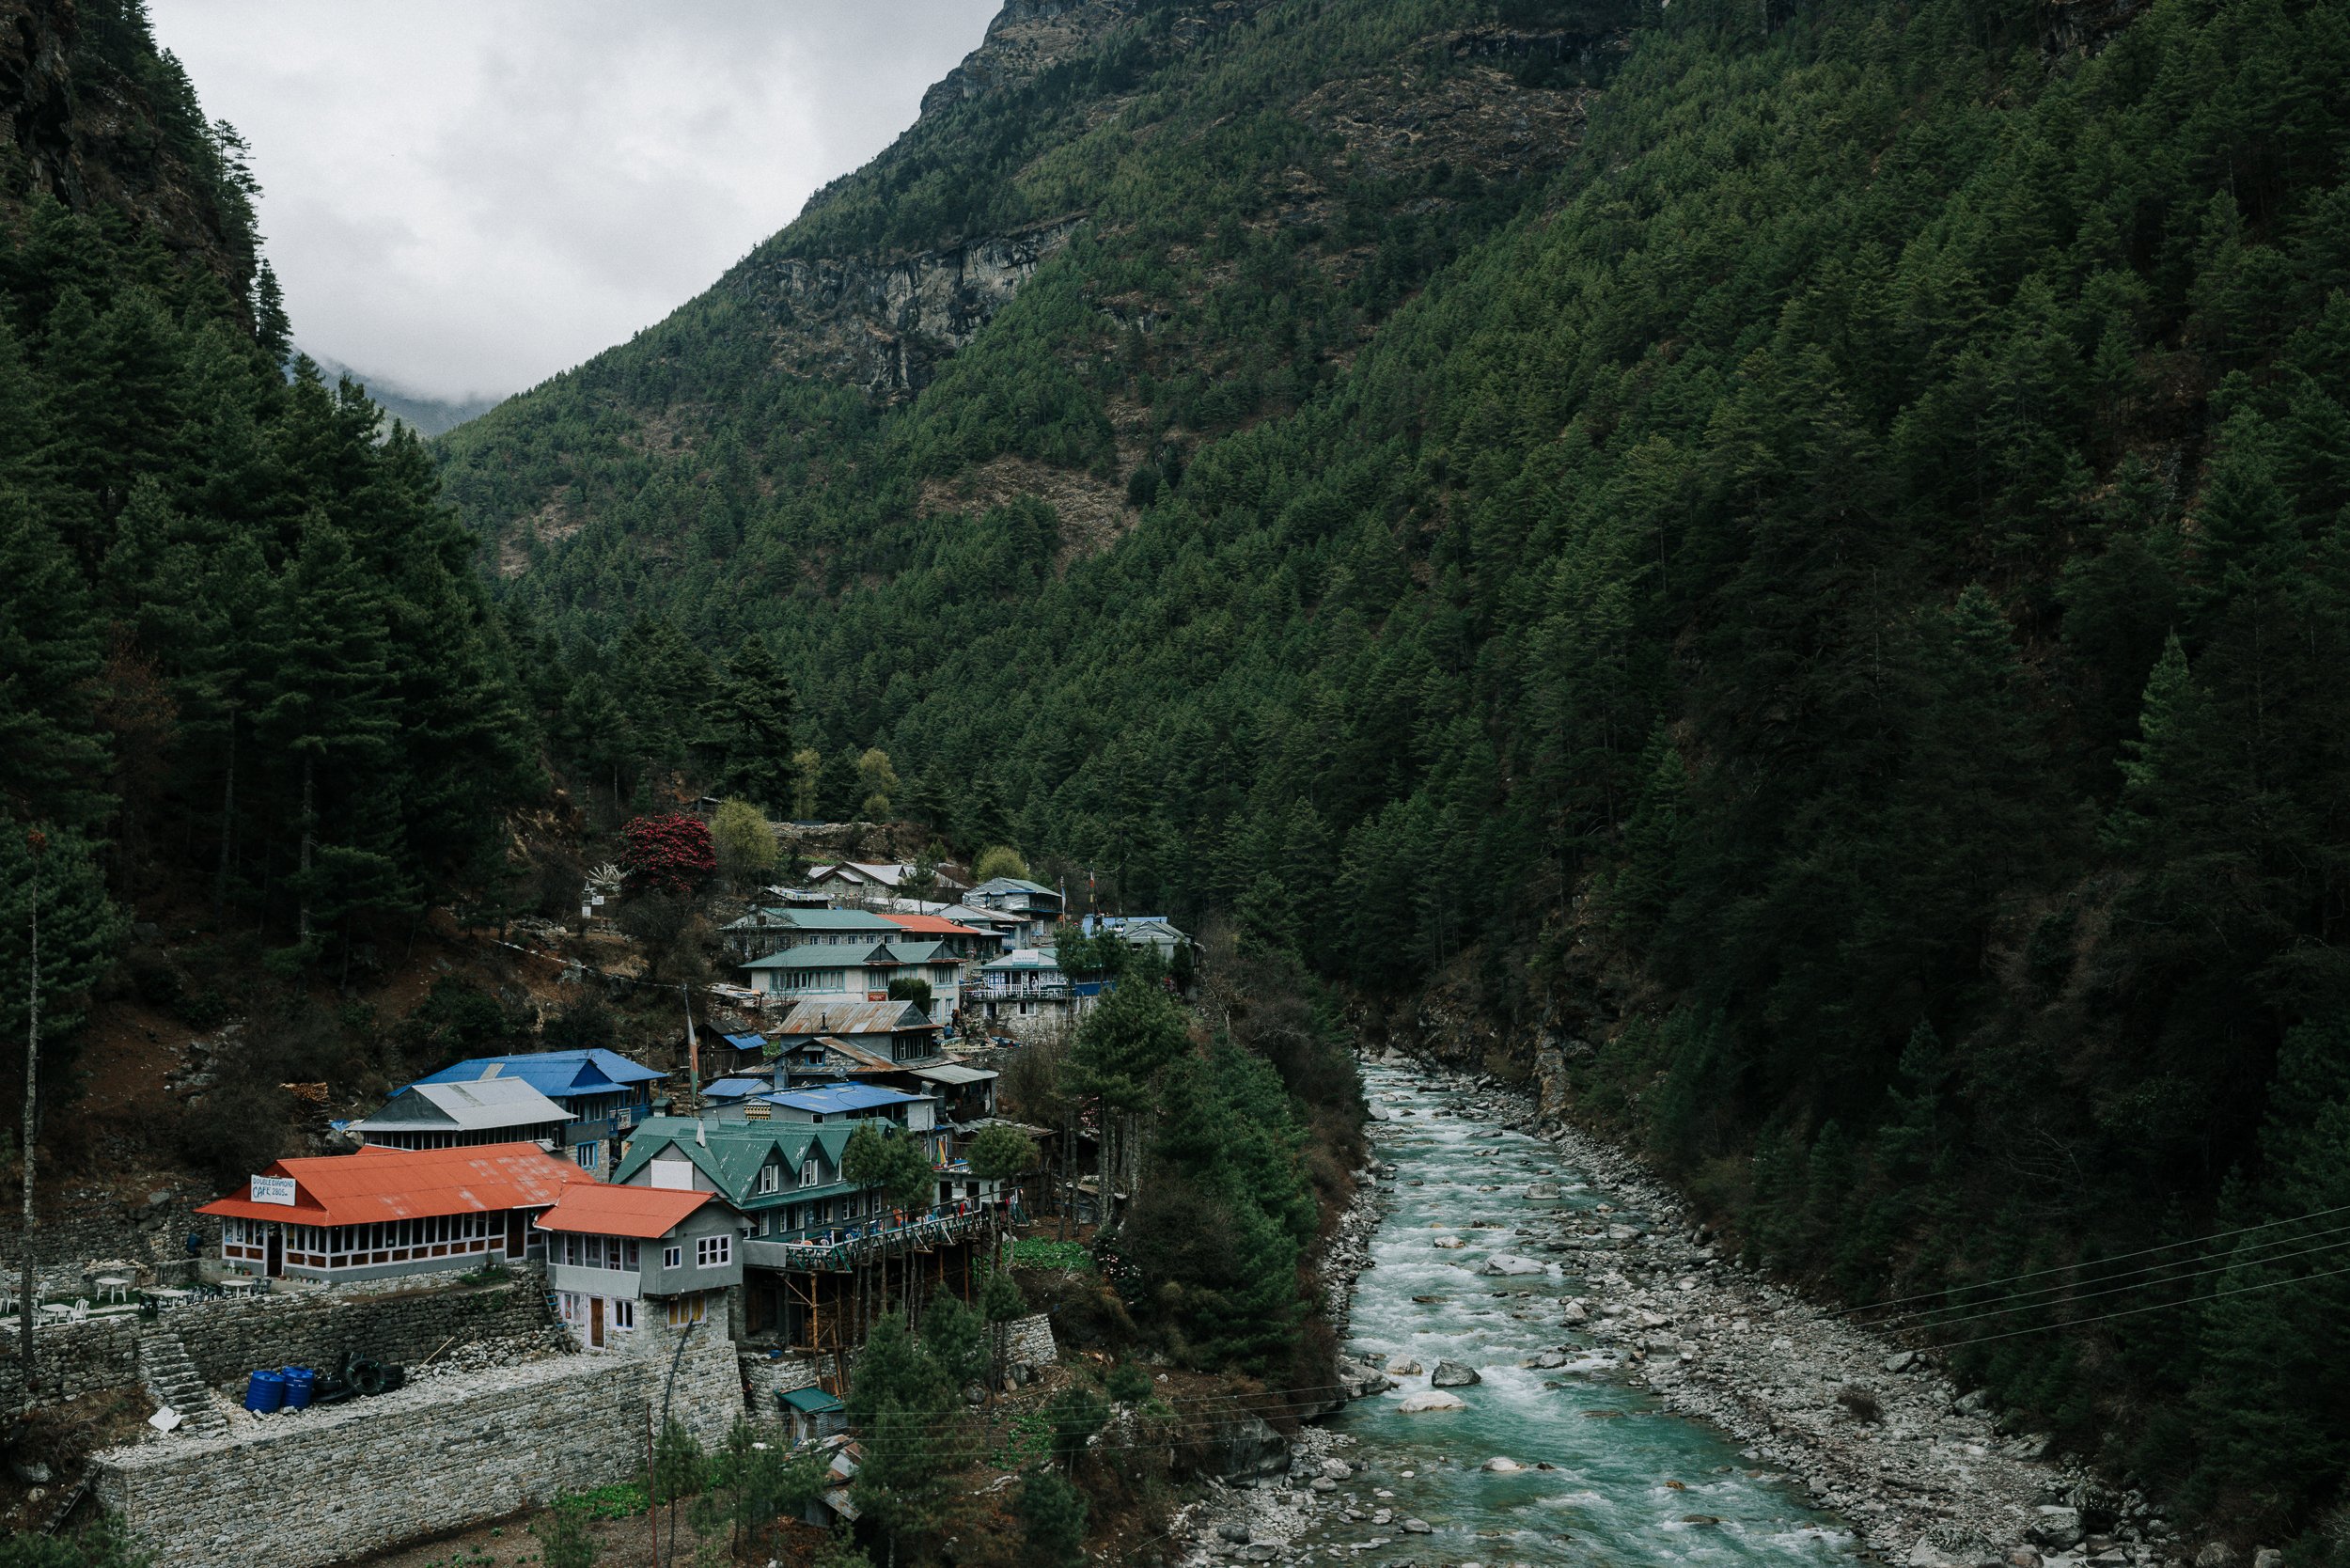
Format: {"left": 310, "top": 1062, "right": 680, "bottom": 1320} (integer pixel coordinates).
{"left": 1015, "top": 1468, "right": 1089, "bottom": 1568}
{"left": 701, "top": 636, "right": 796, "bottom": 808}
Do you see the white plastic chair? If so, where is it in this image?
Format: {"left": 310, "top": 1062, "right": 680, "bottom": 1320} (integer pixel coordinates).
{"left": 69, "top": 1299, "right": 89, "bottom": 1324}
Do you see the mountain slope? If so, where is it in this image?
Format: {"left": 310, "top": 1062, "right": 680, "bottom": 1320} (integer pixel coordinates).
{"left": 440, "top": 0, "right": 2350, "bottom": 1535}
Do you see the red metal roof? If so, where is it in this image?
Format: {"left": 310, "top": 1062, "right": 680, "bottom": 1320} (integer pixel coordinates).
{"left": 533, "top": 1183, "right": 711, "bottom": 1239}
{"left": 196, "top": 1142, "right": 594, "bottom": 1227}
{"left": 875, "top": 913, "right": 981, "bottom": 937}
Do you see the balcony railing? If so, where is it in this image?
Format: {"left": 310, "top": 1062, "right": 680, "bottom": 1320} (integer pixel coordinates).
{"left": 740, "top": 1203, "right": 994, "bottom": 1274}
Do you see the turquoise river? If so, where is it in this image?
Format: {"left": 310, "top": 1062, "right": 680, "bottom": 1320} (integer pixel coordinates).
{"left": 1292, "top": 1061, "right": 1864, "bottom": 1568}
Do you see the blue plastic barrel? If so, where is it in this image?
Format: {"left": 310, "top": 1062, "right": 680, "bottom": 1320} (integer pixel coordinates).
{"left": 243, "top": 1370, "right": 285, "bottom": 1414}
{"left": 280, "top": 1367, "right": 315, "bottom": 1410}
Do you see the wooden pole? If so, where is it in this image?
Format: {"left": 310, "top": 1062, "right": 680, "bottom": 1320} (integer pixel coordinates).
{"left": 644, "top": 1404, "right": 661, "bottom": 1568}
{"left": 18, "top": 830, "right": 44, "bottom": 1402}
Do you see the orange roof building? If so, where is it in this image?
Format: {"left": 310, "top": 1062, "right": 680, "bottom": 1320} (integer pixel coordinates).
{"left": 536, "top": 1183, "right": 710, "bottom": 1239}
{"left": 534, "top": 1170, "right": 743, "bottom": 1352}
{"left": 197, "top": 1142, "right": 595, "bottom": 1283}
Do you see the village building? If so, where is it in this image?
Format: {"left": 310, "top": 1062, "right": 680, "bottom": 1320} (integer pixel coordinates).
{"left": 964, "top": 877, "right": 1065, "bottom": 946}
{"left": 719, "top": 904, "right": 898, "bottom": 962}
{"left": 807, "top": 862, "right": 969, "bottom": 904}
{"left": 1080, "top": 913, "right": 1196, "bottom": 964}
{"left": 197, "top": 1142, "right": 591, "bottom": 1282}
{"left": 765, "top": 997, "right": 946, "bottom": 1059}
{"left": 738, "top": 938, "right": 966, "bottom": 1014}
{"left": 760, "top": 1082, "right": 936, "bottom": 1135}
{"left": 975, "top": 948, "right": 1100, "bottom": 1039}
{"left": 886, "top": 899, "right": 1020, "bottom": 955}
{"left": 410, "top": 1048, "right": 666, "bottom": 1174}
{"left": 872, "top": 910, "right": 992, "bottom": 961}
{"left": 614, "top": 1116, "right": 999, "bottom": 1359}
{"left": 534, "top": 1182, "right": 743, "bottom": 1351}
{"left": 348, "top": 1078, "right": 573, "bottom": 1150}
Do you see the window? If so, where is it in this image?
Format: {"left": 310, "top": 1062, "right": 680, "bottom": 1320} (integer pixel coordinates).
{"left": 755, "top": 1162, "right": 780, "bottom": 1196}
{"left": 573, "top": 1141, "right": 600, "bottom": 1170}
{"left": 663, "top": 1246, "right": 682, "bottom": 1270}
{"left": 563, "top": 1234, "right": 583, "bottom": 1267}
{"left": 611, "top": 1298, "right": 634, "bottom": 1331}
{"left": 622, "top": 1240, "right": 639, "bottom": 1271}
{"left": 697, "top": 1234, "right": 731, "bottom": 1268}
{"left": 800, "top": 1160, "right": 819, "bottom": 1186}
{"left": 666, "top": 1293, "right": 708, "bottom": 1327}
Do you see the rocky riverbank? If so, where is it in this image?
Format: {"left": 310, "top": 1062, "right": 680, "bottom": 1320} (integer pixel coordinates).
{"left": 1371, "top": 1053, "right": 2187, "bottom": 1568}
{"left": 1171, "top": 1053, "right": 2211, "bottom": 1568}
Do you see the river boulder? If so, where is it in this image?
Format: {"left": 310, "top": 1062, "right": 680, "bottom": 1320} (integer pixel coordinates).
{"left": 1430, "top": 1360, "right": 1481, "bottom": 1388}
{"left": 1396, "top": 1390, "right": 1466, "bottom": 1413}
{"left": 1481, "top": 1253, "right": 1546, "bottom": 1277}
{"left": 1198, "top": 1413, "right": 1292, "bottom": 1480}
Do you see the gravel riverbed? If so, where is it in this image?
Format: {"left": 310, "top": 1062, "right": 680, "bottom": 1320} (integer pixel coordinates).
{"left": 1173, "top": 1054, "right": 2177, "bottom": 1568}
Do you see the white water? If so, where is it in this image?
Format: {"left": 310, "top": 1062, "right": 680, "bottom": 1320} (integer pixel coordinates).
{"left": 1303, "top": 1064, "right": 1863, "bottom": 1567}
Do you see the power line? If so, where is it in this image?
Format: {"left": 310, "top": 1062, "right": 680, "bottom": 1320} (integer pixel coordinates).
{"left": 1831, "top": 1203, "right": 2350, "bottom": 1319}
{"left": 1940, "top": 1255, "right": 2350, "bottom": 1350}
{"left": 1849, "top": 1222, "right": 2350, "bottom": 1332}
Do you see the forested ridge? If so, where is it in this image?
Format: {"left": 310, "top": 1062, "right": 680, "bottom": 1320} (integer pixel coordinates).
{"left": 433, "top": 0, "right": 2350, "bottom": 1538}
{"left": 0, "top": 1, "right": 537, "bottom": 1070}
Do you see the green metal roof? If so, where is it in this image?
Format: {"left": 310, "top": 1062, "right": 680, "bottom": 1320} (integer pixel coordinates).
{"left": 744, "top": 940, "right": 957, "bottom": 971}
{"left": 780, "top": 1387, "right": 844, "bottom": 1415}
{"left": 613, "top": 1118, "right": 858, "bottom": 1207}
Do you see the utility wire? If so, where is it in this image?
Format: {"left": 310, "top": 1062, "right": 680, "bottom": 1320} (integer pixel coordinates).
{"left": 1846, "top": 1222, "right": 2350, "bottom": 1331}
{"left": 1938, "top": 1255, "right": 2350, "bottom": 1350}
{"left": 1831, "top": 1202, "right": 2350, "bottom": 1319}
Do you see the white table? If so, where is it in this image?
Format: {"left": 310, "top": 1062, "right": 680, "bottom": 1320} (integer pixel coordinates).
{"left": 36, "top": 1304, "right": 73, "bottom": 1325}
{"left": 93, "top": 1275, "right": 133, "bottom": 1305}
{"left": 147, "top": 1287, "right": 192, "bottom": 1310}
{"left": 220, "top": 1278, "right": 258, "bottom": 1297}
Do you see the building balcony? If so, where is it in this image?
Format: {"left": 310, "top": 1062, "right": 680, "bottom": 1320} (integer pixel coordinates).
{"left": 740, "top": 1204, "right": 994, "bottom": 1274}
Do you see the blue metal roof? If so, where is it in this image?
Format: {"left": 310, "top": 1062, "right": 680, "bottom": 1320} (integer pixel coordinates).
{"left": 701, "top": 1077, "right": 771, "bottom": 1101}
{"left": 764, "top": 1083, "right": 922, "bottom": 1115}
{"left": 720, "top": 1032, "right": 766, "bottom": 1051}
{"left": 413, "top": 1048, "right": 666, "bottom": 1101}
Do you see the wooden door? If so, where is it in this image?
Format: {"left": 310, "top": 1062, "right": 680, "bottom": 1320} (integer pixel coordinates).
{"left": 589, "top": 1295, "right": 604, "bottom": 1350}
{"left": 265, "top": 1228, "right": 282, "bottom": 1278}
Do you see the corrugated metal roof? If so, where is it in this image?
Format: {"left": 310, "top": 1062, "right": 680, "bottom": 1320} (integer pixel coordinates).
{"left": 981, "top": 949, "right": 1064, "bottom": 972}
{"left": 534, "top": 1183, "right": 710, "bottom": 1239}
{"left": 743, "top": 940, "right": 954, "bottom": 971}
{"left": 767, "top": 1000, "right": 938, "bottom": 1038}
{"left": 351, "top": 1078, "right": 575, "bottom": 1134}
{"left": 876, "top": 913, "right": 983, "bottom": 937}
{"left": 780, "top": 1386, "right": 843, "bottom": 1415}
{"left": 911, "top": 1064, "right": 996, "bottom": 1087}
{"left": 413, "top": 1049, "right": 665, "bottom": 1099}
{"left": 612, "top": 1118, "right": 858, "bottom": 1205}
{"left": 196, "top": 1143, "right": 592, "bottom": 1226}
{"left": 767, "top": 1084, "right": 923, "bottom": 1114}
{"left": 701, "top": 1077, "right": 771, "bottom": 1100}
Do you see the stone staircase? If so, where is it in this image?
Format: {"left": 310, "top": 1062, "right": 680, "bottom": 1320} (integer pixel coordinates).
{"left": 137, "top": 1326, "right": 228, "bottom": 1438}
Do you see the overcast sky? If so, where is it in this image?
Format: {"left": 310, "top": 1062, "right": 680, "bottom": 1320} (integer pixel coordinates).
{"left": 149, "top": 2, "right": 997, "bottom": 403}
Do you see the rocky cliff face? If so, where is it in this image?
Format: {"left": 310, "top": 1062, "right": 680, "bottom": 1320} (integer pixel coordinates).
{"left": 726, "top": 212, "right": 1084, "bottom": 400}
{"left": 0, "top": 0, "right": 259, "bottom": 302}
{"left": 918, "top": 0, "right": 1277, "bottom": 120}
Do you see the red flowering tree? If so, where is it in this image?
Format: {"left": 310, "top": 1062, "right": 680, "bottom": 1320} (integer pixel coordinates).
{"left": 620, "top": 813, "right": 716, "bottom": 897}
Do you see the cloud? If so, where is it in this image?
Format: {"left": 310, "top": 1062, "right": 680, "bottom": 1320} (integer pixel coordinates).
{"left": 149, "top": 1, "right": 996, "bottom": 401}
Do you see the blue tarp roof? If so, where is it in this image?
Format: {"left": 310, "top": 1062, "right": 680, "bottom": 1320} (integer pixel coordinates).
{"left": 413, "top": 1048, "right": 666, "bottom": 1101}
{"left": 765, "top": 1083, "right": 922, "bottom": 1115}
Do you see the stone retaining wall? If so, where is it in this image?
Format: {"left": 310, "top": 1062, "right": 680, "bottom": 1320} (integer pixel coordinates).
{"left": 1002, "top": 1311, "right": 1058, "bottom": 1368}
{"left": 173, "top": 1266, "right": 551, "bottom": 1386}
{"left": 0, "top": 1268, "right": 551, "bottom": 1412}
{"left": 0, "top": 1316, "right": 143, "bottom": 1409}
{"left": 93, "top": 1338, "right": 744, "bottom": 1568}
